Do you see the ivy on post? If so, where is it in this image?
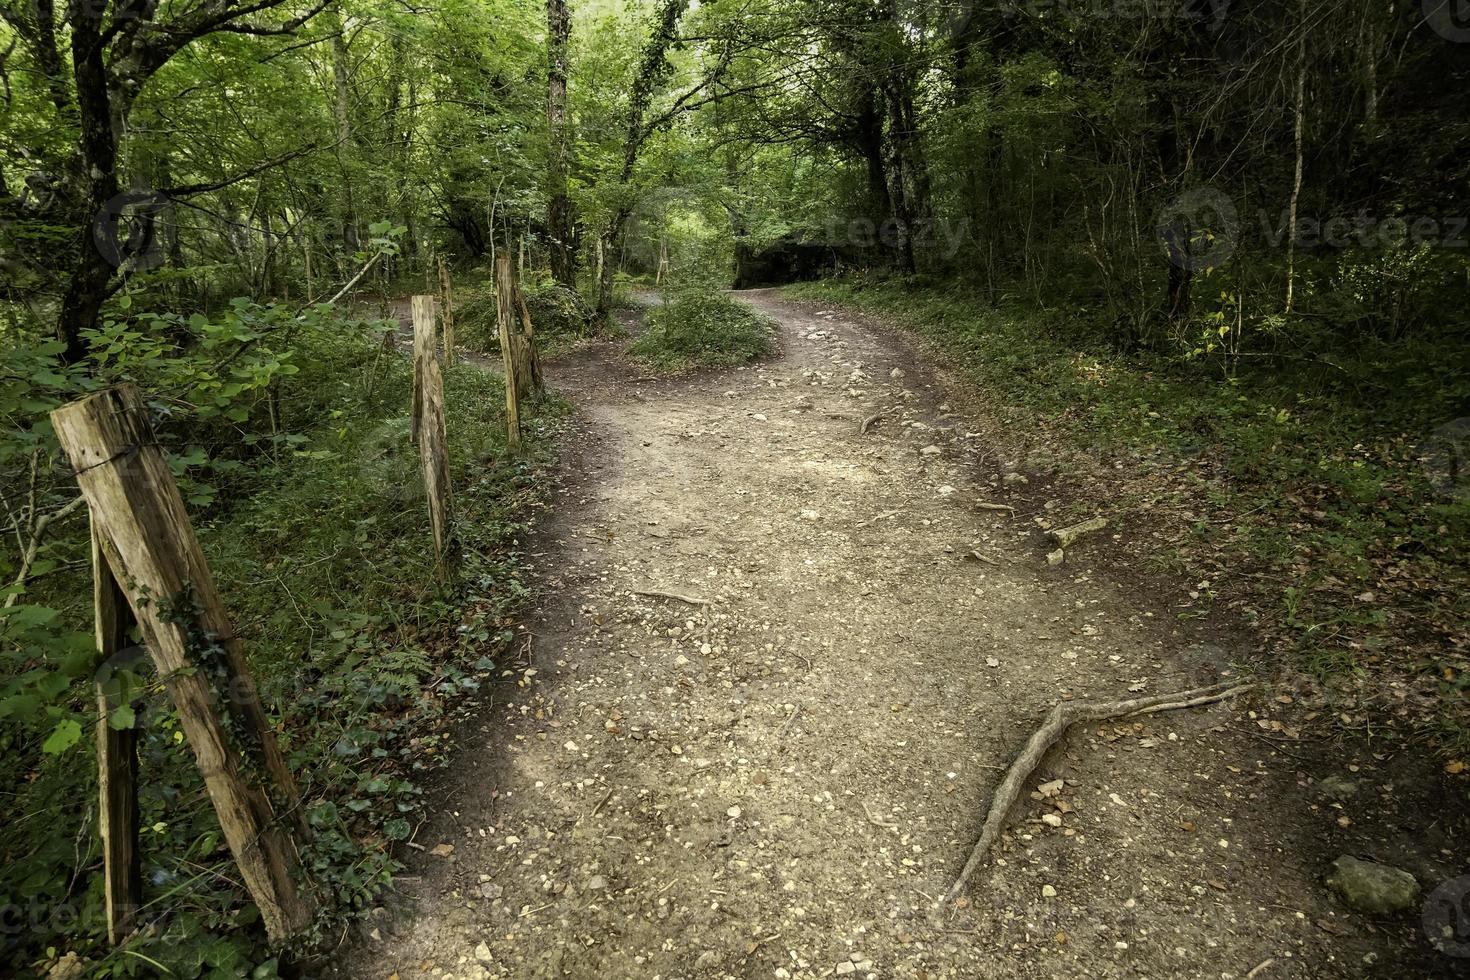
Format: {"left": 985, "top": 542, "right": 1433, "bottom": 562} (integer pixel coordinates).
{"left": 51, "top": 385, "right": 316, "bottom": 943}
{"left": 411, "top": 296, "right": 454, "bottom": 565}
{"left": 92, "top": 519, "right": 141, "bottom": 946}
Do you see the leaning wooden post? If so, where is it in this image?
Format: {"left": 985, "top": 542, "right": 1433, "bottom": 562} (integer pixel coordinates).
{"left": 93, "top": 519, "right": 141, "bottom": 946}
{"left": 437, "top": 257, "right": 456, "bottom": 362}
{"left": 52, "top": 386, "right": 315, "bottom": 943}
{"left": 494, "top": 256, "right": 524, "bottom": 452}
{"left": 411, "top": 296, "right": 453, "bottom": 563}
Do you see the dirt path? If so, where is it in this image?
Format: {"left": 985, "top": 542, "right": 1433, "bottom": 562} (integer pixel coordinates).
{"left": 335, "top": 290, "right": 1451, "bottom": 979}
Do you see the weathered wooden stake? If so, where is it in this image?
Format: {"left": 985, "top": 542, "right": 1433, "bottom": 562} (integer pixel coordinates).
{"left": 494, "top": 256, "right": 524, "bottom": 452}
{"left": 411, "top": 296, "right": 453, "bottom": 562}
{"left": 437, "top": 257, "right": 456, "bottom": 362}
{"left": 410, "top": 294, "right": 437, "bottom": 447}
{"left": 93, "top": 520, "right": 141, "bottom": 946}
{"left": 52, "top": 386, "right": 315, "bottom": 943}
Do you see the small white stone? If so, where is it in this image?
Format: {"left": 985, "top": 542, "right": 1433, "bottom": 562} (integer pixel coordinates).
{"left": 1042, "top": 885, "right": 1058, "bottom": 898}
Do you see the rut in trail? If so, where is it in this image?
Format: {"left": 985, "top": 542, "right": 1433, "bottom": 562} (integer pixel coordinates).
{"left": 336, "top": 291, "right": 1435, "bottom": 980}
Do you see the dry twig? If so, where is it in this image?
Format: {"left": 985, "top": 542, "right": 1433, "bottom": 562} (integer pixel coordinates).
{"left": 632, "top": 589, "right": 708, "bottom": 606}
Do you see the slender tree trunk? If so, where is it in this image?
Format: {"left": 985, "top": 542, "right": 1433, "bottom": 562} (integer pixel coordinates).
{"left": 1285, "top": 0, "right": 1306, "bottom": 313}
{"left": 546, "top": 0, "right": 576, "bottom": 288}
{"left": 331, "top": 9, "right": 359, "bottom": 255}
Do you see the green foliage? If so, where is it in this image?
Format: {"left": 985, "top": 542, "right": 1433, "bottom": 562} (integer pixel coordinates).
{"left": 630, "top": 289, "right": 777, "bottom": 371}
{"left": 457, "top": 272, "right": 598, "bottom": 356}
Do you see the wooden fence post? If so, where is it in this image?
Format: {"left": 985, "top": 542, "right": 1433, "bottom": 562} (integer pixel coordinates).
{"left": 93, "top": 520, "right": 141, "bottom": 946}
{"left": 52, "top": 386, "right": 315, "bottom": 943}
{"left": 410, "top": 294, "right": 437, "bottom": 447}
{"left": 494, "top": 256, "right": 524, "bottom": 452}
{"left": 411, "top": 296, "right": 453, "bottom": 563}
{"left": 437, "top": 257, "right": 456, "bottom": 362}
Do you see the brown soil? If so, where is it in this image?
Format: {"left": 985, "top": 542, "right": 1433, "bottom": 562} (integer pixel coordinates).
{"left": 332, "top": 290, "right": 1466, "bottom": 980}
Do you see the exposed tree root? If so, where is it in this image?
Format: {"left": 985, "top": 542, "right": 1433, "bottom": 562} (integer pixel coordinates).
{"left": 944, "top": 682, "right": 1255, "bottom": 904}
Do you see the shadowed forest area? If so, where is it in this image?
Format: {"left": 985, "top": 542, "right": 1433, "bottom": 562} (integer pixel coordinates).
{"left": 2, "top": 0, "right": 1468, "bottom": 977}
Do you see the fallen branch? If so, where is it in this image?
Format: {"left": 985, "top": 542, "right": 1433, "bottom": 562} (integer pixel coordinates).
{"left": 860, "top": 411, "right": 888, "bottom": 435}
{"left": 944, "top": 682, "right": 1255, "bottom": 904}
{"left": 964, "top": 550, "right": 1000, "bottom": 567}
{"left": 1047, "top": 516, "right": 1107, "bottom": 549}
{"left": 632, "top": 589, "right": 708, "bottom": 606}
{"left": 974, "top": 502, "right": 1015, "bottom": 514}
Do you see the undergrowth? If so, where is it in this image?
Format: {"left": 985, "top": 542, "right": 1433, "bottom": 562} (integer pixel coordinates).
{"left": 456, "top": 271, "right": 599, "bottom": 359}
{"left": 785, "top": 277, "right": 1470, "bottom": 752}
{"left": 629, "top": 288, "right": 777, "bottom": 371}
{"left": 1, "top": 309, "right": 564, "bottom": 977}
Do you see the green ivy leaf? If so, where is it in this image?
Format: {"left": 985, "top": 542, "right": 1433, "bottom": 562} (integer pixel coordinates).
{"left": 41, "top": 718, "right": 82, "bottom": 754}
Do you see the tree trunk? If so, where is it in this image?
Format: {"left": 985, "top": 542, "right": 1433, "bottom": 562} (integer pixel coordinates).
{"left": 546, "top": 0, "right": 576, "bottom": 288}
{"left": 1285, "top": 0, "right": 1307, "bottom": 313}
{"left": 56, "top": 7, "right": 120, "bottom": 364}
{"left": 331, "top": 9, "right": 359, "bottom": 255}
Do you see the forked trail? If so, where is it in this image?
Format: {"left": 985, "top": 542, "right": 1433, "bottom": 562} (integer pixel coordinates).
{"left": 337, "top": 291, "right": 1443, "bottom": 979}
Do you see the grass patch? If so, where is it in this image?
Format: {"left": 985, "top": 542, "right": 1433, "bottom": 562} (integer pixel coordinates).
{"left": 785, "top": 277, "right": 1470, "bottom": 751}
{"left": 629, "top": 289, "right": 777, "bottom": 371}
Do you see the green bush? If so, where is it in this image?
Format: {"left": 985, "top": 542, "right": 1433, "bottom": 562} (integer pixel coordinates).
{"left": 629, "top": 289, "right": 777, "bottom": 371}
{"left": 458, "top": 274, "right": 597, "bottom": 354}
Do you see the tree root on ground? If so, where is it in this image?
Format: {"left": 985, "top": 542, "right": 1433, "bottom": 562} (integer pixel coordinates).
{"left": 944, "top": 682, "right": 1256, "bottom": 904}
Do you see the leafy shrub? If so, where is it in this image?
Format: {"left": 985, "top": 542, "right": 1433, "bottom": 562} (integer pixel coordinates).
{"left": 629, "top": 289, "right": 777, "bottom": 371}
{"left": 458, "top": 274, "right": 597, "bottom": 354}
